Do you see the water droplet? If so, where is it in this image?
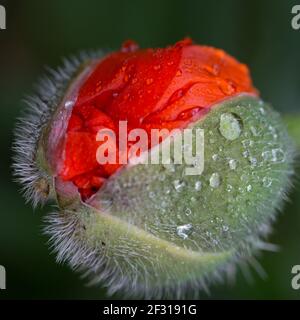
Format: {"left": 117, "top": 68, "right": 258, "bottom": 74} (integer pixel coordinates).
{"left": 240, "top": 174, "right": 249, "bottom": 182}
{"left": 218, "top": 80, "right": 236, "bottom": 95}
{"left": 238, "top": 187, "right": 245, "bottom": 194}
{"left": 271, "top": 148, "right": 285, "bottom": 163}
{"left": 219, "top": 113, "right": 242, "bottom": 140}
{"left": 173, "top": 180, "right": 185, "bottom": 192}
{"left": 195, "top": 181, "right": 202, "bottom": 191}
{"left": 243, "top": 150, "right": 249, "bottom": 158}
{"left": 146, "top": 78, "right": 153, "bottom": 85}
{"left": 262, "top": 150, "right": 272, "bottom": 161}
{"left": 259, "top": 107, "right": 266, "bottom": 115}
{"left": 228, "top": 159, "right": 237, "bottom": 170}
{"left": 176, "top": 70, "right": 182, "bottom": 77}
{"left": 262, "top": 177, "right": 272, "bottom": 187}
{"left": 262, "top": 148, "right": 285, "bottom": 164}
{"left": 176, "top": 224, "right": 193, "bottom": 240}
{"left": 268, "top": 125, "right": 278, "bottom": 140}
{"left": 207, "top": 233, "right": 214, "bottom": 242}
{"left": 222, "top": 225, "right": 229, "bottom": 232}
{"left": 242, "top": 139, "right": 253, "bottom": 148}
{"left": 210, "top": 173, "right": 221, "bottom": 188}
{"left": 212, "top": 154, "right": 219, "bottom": 161}
{"left": 212, "top": 238, "right": 219, "bottom": 246}
{"left": 250, "top": 126, "right": 259, "bottom": 137}
{"left": 212, "top": 63, "right": 220, "bottom": 76}
{"left": 65, "top": 100, "right": 75, "bottom": 109}
{"left": 121, "top": 39, "right": 139, "bottom": 52}
{"left": 185, "top": 208, "right": 192, "bottom": 216}
{"left": 226, "top": 184, "right": 233, "bottom": 192}
{"left": 249, "top": 157, "right": 257, "bottom": 167}
{"left": 149, "top": 192, "right": 155, "bottom": 198}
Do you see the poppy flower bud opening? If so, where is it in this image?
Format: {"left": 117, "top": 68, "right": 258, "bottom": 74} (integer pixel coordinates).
{"left": 13, "top": 39, "right": 295, "bottom": 298}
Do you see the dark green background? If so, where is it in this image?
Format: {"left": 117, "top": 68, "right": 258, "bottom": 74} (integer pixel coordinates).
{"left": 0, "top": 0, "right": 300, "bottom": 299}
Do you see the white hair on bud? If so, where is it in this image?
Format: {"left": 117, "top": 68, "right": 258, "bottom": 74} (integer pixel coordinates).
{"left": 12, "top": 49, "right": 297, "bottom": 299}
{"left": 42, "top": 207, "right": 286, "bottom": 299}
{"left": 12, "top": 51, "right": 104, "bottom": 207}
{"left": 41, "top": 95, "right": 297, "bottom": 299}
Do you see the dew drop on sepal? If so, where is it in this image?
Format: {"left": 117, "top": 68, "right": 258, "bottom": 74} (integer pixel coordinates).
{"left": 176, "top": 223, "right": 193, "bottom": 239}
{"left": 219, "top": 112, "right": 242, "bottom": 140}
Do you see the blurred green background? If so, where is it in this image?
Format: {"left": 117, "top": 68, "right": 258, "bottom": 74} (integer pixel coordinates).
{"left": 0, "top": 0, "right": 300, "bottom": 299}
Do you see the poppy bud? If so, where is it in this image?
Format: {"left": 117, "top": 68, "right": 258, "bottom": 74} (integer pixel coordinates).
{"left": 13, "top": 39, "right": 295, "bottom": 298}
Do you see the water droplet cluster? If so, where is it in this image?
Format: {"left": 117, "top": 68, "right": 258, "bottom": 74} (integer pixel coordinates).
{"left": 96, "top": 96, "right": 293, "bottom": 254}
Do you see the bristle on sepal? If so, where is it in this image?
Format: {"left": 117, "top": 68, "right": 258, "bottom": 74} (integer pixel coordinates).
{"left": 12, "top": 50, "right": 105, "bottom": 207}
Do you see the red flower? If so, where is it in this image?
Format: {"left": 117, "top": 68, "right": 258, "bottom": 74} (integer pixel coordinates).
{"left": 59, "top": 39, "right": 257, "bottom": 199}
